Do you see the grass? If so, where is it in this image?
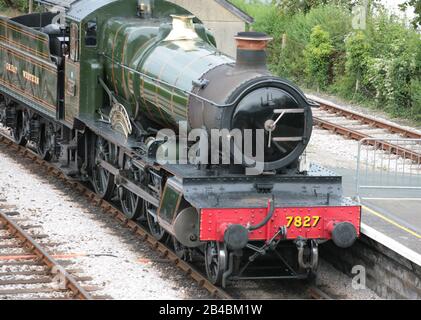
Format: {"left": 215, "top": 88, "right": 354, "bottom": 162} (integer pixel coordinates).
{"left": 229, "top": 0, "right": 421, "bottom": 127}
{"left": 0, "top": 8, "right": 21, "bottom": 17}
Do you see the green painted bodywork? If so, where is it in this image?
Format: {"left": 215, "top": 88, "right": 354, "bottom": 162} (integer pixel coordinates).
{"left": 71, "top": 0, "right": 226, "bottom": 128}
{"left": 0, "top": 16, "right": 57, "bottom": 118}
{"left": 0, "top": 0, "right": 228, "bottom": 130}
{"left": 101, "top": 16, "right": 230, "bottom": 128}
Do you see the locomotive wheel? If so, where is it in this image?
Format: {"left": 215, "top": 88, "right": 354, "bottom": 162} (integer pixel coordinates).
{"left": 145, "top": 202, "right": 167, "bottom": 242}
{"left": 37, "top": 122, "right": 55, "bottom": 161}
{"left": 172, "top": 236, "right": 189, "bottom": 261}
{"left": 205, "top": 241, "right": 228, "bottom": 286}
{"left": 12, "top": 110, "right": 27, "bottom": 146}
{"left": 92, "top": 136, "right": 115, "bottom": 199}
{"left": 120, "top": 187, "right": 143, "bottom": 220}
{"left": 119, "top": 159, "right": 144, "bottom": 220}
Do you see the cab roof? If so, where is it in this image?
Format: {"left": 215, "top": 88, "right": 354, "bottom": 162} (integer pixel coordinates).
{"left": 37, "top": 0, "right": 117, "bottom": 21}
{"left": 37, "top": 0, "right": 253, "bottom": 23}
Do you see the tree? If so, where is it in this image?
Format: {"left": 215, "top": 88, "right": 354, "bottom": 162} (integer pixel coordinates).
{"left": 400, "top": 0, "right": 421, "bottom": 28}
{"left": 277, "top": 0, "right": 358, "bottom": 15}
{"left": 345, "top": 31, "right": 371, "bottom": 93}
{"left": 303, "top": 25, "right": 334, "bottom": 91}
{"left": 0, "top": 0, "right": 29, "bottom": 12}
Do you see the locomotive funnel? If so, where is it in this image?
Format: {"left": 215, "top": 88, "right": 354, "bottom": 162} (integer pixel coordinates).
{"left": 234, "top": 32, "right": 273, "bottom": 70}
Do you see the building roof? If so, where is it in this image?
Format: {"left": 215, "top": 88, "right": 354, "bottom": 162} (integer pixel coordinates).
{"left": 216, "top": 0, "right": 254, "bottom": 24}
{"left": 36, "top": 0, "right": 78, "bottom": 9}
{"left": 36, "top": 0, "right": 254, "bottom": 23}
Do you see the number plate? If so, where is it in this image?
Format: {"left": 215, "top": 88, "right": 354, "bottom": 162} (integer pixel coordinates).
{"left": 286, "top": 216, "right": 321, "bottom": 228}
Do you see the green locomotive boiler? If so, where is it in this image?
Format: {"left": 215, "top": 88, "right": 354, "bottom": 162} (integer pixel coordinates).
{"left": 0, "top": 0, "right": 361, "bottom": 286}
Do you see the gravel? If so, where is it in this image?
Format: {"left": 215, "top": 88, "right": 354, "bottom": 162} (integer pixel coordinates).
{"left": 228, "top": 259, "right": 380, "bottom": 299}
{"left": 0, "top": 143, "right": 210, "bottom": 300}
{"left": 2, "top": 92, "right": 408, "bottom": 301}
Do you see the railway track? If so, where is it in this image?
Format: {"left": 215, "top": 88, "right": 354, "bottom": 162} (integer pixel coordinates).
{"left": 309, "top": 95, "right": 421, "bottom": 163}
{"left": 0, "top": 207, "right": 93, "bottom": 300}
{"left": 0, "top": 130, "right": 232, "bottom": 300}
{"left": 0, "top": 128, "right": 336, "bottom": 300}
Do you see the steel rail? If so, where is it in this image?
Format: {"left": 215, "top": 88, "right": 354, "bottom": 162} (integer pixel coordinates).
{"left": 313, "top": 117, "right": 421, "bottom": 163}
{"left": 0, "top": 209, "right": 92, "bottom": 300}
{"left": 309, "top": 95, "right": 421, "bottom": 139}
{"left": 0, "top": 132, "right": 232, "bottom": 300}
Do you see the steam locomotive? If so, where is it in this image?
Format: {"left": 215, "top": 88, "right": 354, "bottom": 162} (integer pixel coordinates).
{"left": 0, "top": 0, "right": 360, "bottom": 286}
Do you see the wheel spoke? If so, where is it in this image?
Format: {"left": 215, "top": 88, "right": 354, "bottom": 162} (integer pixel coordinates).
{"left": 205, "top": 242, "right": 227, "bottom": 285}
{"left": 129, "top": 193, "right": 136, "bottom": 212}
{"left": 99, "top": 169, "right": 107, "bottom": 191}
{"left": 92, "top": 137, "right": 114, "bottom": 200}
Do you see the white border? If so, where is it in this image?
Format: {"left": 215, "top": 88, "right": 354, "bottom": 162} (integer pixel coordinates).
{"left": 361, "top": 222, "right": 421, "bottom": 267}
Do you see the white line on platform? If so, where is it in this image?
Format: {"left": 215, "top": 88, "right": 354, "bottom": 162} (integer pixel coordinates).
{"left": 361, "top": 222, "right": 421, "bottom": 267}
{"left": 363, "top": 198, "right": 421, "bottom": 201}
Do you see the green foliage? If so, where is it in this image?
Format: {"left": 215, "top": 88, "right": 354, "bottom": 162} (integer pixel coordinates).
{"left": 365, "top": 16, "right": 421, "bottom": 117}
{"left": 410, "top": 80, "right": 421, "bottom": 121}
{"left": 400, "top": 0, "right": 421, "bottom": 28}
{"left": 262, "top": 5, "right": 351, "bottom": 84}
{"left": 278, "top": 0, "right": 357, "bottom": 15}
{"left": 233, "top": 0, "right": 421, "bottom": 125}
{"left": 304, "top": 25, "right": 334, "bottom": 90}
{"left": 345, "top": 31, "right": 371, "bottom": 92}
{"left": 0, "top": 0, "right": 28, "bottom": 12}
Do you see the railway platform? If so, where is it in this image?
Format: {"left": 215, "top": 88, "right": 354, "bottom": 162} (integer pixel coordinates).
{"left": 335, "top": 167, "right": 421, "bottom": 266}
{"left": 307, "top": 94, "right": 421, "bottom": 267}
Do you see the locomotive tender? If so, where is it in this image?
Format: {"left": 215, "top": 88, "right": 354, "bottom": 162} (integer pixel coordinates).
{"left": 0, "top": 0, "right": 361, "bottom": 286}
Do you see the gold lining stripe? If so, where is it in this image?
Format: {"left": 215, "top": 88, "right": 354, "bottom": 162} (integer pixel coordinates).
{"left": 64, "top": 60, "right": 80, "bottom": 122}
{"left": 135, "top": 39, "right": 162, "bottom": 124}
{"left": 0, "top": 78, "right": 56, "bottom": 111}
{"left": 121, "top": 34, "right": 130, "bottom": 100}
{"left": 0, "top": 36, "right": 49, "bottom": 59}
{"left": 131, "top": 37, "right": 156, "bottom": 64}
{"left": 155, "top": 55, "right": 174, "bottom": 127}
{"left": 0, "top": 27, "right": 48, "bottom": 45}
{"left": 111, "top": 25, "right": 125, "bottom": 96}
{"left": 0, "top": 35, "right": 49, "bottom": 57}
{"left": 121, "top": 36, "right": 162, "bottom": 125}
{"left": 141, "top": 61, "right": 160, "bottom": 124}
{"left": 0, "top": 45, "right": 56, "bottom": 73}
{"left": 0, "top": 21, "right": 49, "bottom": 43}
{"left": 158, "top": 43, "right": 185, "bottom": 122}
{"left": 65, "top": 59, "right": 79, "bottom": 67}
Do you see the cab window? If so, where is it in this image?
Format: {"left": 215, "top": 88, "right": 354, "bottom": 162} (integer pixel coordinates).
{"left": 85, "top": 20, "right": 97, "bottom": 47}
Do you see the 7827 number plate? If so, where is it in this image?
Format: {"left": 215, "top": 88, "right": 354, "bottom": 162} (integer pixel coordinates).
{"left": 286, "top": 216, "right": 321, "bottom": 228}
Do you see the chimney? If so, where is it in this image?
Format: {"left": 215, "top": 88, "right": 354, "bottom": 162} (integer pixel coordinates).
{"left": 234, "top": 32, "right": 272, "bottom": 70}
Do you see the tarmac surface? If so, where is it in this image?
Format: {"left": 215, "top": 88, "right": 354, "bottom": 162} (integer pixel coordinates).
{"left": 334, "top": 167, "right": 421, "bottom": 259}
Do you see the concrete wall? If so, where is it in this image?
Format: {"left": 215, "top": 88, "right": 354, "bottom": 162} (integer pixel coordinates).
{"left": 167, "top": 0, "right": 248, "bottom": 57}
{"left": 322, "top": 235, "right": 421, "bottom": 299}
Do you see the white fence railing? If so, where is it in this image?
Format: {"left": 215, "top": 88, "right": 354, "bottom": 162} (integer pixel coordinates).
{"left": 356, "top": 138, "right": 421, "bottom": 201}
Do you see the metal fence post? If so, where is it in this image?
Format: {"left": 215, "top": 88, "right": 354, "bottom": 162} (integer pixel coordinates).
{"left": 355, "top": 138, "right": 364, "bottom": 202}
{"left": 355, "top": 138, "right": 421, "bottom": 201}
